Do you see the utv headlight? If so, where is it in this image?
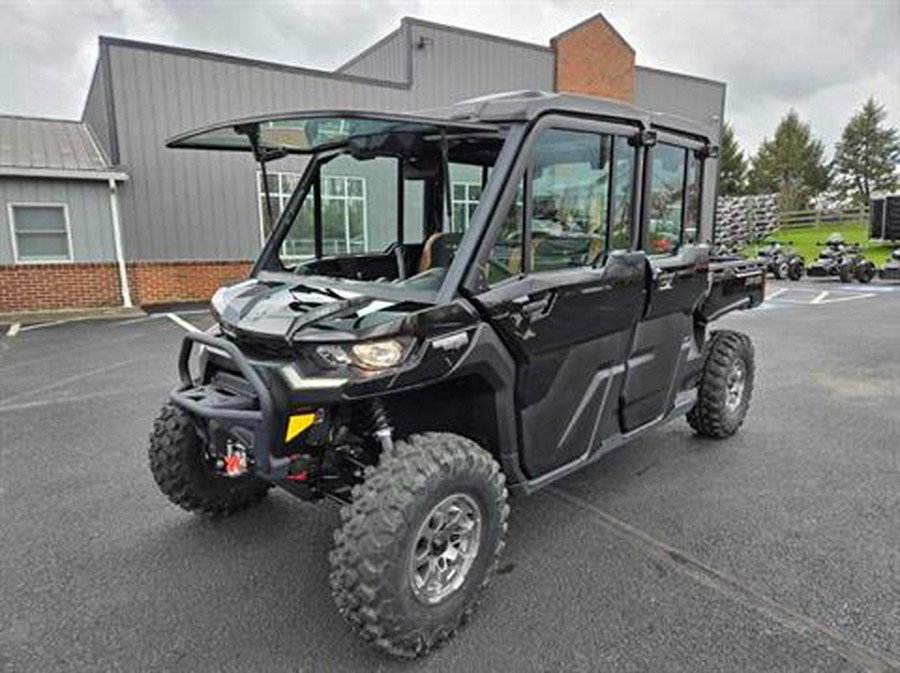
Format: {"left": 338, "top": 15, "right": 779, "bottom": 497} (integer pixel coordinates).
{"left": 316, "top": 339, "right": 410, "bottom": 371}
{"left": 351, "top": 339, "right": 407, "bottom": 370}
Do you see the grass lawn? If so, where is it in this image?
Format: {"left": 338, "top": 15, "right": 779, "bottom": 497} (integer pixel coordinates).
{"left": 741, "top": 222, "right": 897, "bottom": 265}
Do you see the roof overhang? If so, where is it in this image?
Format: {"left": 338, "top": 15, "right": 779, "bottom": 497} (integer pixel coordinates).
{"left": 166, "top": 111, "right": 499, "bottom": 155}
{"left": 0, "top": 167, "right": 129, "bottom": 181}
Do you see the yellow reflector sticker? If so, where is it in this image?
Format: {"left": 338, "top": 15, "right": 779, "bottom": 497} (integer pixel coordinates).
{"left": 285, "top": 413, "right": 316, "bottom": 443}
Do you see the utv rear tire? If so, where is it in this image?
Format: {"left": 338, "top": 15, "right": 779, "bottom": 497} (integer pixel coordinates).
{"left": 148, "top": 403, "right": 270, "bottom": 516}
{"left": 855, "top": 262, "right": 875, "bottom": 284}
{"left": 329, "top": 432, "right": 508, "bottom": 658}
{"left": 774, "top": 260, "right": 789, "bottom": 280}
{"left": 688, "top": 330, "right": 754, "bottom": 439}
{"left": 839, "top": 263, "right": 854, "bottom": 284}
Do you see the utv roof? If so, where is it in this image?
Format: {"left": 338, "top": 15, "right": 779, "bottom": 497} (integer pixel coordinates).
{"left": 422, "top": 90, "right": 714, "bottom": 143}
{"left": 166, "top": 90, "right": 713, "bottom": 155}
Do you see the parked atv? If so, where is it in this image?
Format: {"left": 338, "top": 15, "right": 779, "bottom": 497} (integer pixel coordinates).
{"left": 149, "top": 92, "right": 764, "bottom": 658}
{"left": 756, "top": 239, "right": 804, "bottom": 281}
{"left": 879, "top": 248, "right": 900, "bottom": 281}
{"left": 806, "top": 233, "right": 876, "bottom": 283}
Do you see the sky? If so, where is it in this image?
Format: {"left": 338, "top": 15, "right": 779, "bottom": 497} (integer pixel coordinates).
{"left": 1, "top": 0, "right": 897, "bottom": 159}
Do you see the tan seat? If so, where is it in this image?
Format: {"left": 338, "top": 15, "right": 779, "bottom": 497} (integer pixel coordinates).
{"left": 418, "top": 232, "right": 463, "bottom": 273}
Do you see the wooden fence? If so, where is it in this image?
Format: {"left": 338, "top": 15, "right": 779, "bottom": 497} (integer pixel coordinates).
{"left": 778, "top": 207, "right": 868, "bottom": 229}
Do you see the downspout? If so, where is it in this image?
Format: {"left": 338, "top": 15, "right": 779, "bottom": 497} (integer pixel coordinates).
{"left": 108, "top": 177, "right": 133, "bottom": 308}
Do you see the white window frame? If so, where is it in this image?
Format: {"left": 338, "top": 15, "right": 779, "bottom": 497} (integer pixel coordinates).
{"left": 451, "top": 181, "right": 481, "bottom": 232}
{"left": 7, "top": 202, "right": 74, "bottom": 264}
{"left": 321, "top": 175, "right": 368, "bottom": 255}
{"left": 257, "top": 171, "right": 368, "bottom": 258}
{"left": 256, "top": 171, "right": 303, "bottom": 248}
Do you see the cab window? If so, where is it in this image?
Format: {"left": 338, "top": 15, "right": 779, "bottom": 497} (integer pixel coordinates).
{"left": 529, "top": 129, "right": 611, "bottom": 272}
{"left": 485, "top": 127, "right": 638, "bottom": 284}
{"left": 646, "top": 143, "right": 687, "bottom": 255}
{"left": 645, "top": 142, "right": 705, "bottom": 254}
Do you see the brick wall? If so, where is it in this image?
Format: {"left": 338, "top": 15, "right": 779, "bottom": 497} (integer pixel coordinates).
{"left": 0, "top": 260, "right": 253, "bottom": 313}
{"left": 552, "top": 14, "right": 635, "bottom": 102}
{"left": 128, "top": 261, "right": 252, "bottom": 305}
{"left": 0, "top": 263, "right": 122, "bottom": 312}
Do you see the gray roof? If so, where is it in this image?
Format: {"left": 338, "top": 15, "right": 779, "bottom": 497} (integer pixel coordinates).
{"left": 0, "top": 115, "right": 127, "bottom": 180}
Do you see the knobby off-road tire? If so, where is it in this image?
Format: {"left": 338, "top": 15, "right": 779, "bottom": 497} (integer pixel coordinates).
{"left": 329, "top": 432, "right": 509, "bottom": 658}
{"left": 839, "top": 263, "right": 854, "bottom": 284}
{"left": 774, "top": 260, "right": 789, "bottom": 280}
{"left": 148, "top": 403, "right": 270, "bottom": 516}
{"left": 687, "top": 330, "right": 755, "bottom": 439}
{"left": 855, "top": 262, "right": 875, "bottom": 284}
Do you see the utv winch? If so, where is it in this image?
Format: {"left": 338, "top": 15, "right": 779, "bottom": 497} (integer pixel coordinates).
{"left": 149, "top": 91, "right": 764, "bottom": 658}
{"left": 756, "top": 239, "right": 804, "bottom": 281}
{"left": 806, "top": 233, "right": 876, "bottom": 283}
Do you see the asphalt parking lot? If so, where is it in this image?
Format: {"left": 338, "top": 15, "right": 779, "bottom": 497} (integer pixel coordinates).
{"left": 2, "top": 279, "right": 899, "bottom": 673}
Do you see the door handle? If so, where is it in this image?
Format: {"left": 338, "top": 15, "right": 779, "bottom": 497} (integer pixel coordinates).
{"left": 515, "top": 292, "right": 555, "bottom": 318}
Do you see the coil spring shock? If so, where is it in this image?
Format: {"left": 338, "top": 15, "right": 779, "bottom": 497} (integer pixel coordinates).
{"left": 368, "top": 399, "right": 395, "bottom": 454}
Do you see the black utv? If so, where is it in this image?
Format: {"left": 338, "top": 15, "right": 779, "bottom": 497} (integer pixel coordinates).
{"left": 756, "top": 239, "right": 804, "bottom": 281}
{"left": 806, "top": 233, "right": 876, "bottom": 283}
{"left": 149, "top": 92, "right": 765, "bottom": 658}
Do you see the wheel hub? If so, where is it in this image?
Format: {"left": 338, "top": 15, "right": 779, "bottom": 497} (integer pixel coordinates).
{"left": 409, "top": 493, "right": 482, "bottom": 605}
{"left": 725, "top": 359, "right": 746, "bottom": 413}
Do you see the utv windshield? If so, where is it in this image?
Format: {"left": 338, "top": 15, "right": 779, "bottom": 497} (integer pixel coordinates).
{"left": 257, "top": 126, "right": 509, "bottom": 295}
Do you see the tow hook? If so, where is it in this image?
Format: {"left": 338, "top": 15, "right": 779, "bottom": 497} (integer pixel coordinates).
{"left": 221, "top": 439, "right": 249, "bottom": 477}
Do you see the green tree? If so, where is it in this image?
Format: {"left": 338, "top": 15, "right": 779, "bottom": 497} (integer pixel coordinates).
{"left": 832, "top": 97, "right": 900, "bottom": 205}
{"left": 748, "top": 110, "right": 830, "bottom": 210}
{"left": 719, "top": 122, "right": 748, "bottom": 196}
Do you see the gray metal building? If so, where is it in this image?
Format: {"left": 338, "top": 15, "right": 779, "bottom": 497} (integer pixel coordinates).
{"left": 2, "top": 13, "right": 725, "bottom": 311}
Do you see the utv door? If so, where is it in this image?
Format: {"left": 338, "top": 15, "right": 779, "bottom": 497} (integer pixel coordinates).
{"left": 469, "top": 122, "right": 648, "bottom": 479}
{"left": 619, "top": 140, "right": 709, "bottom": 431}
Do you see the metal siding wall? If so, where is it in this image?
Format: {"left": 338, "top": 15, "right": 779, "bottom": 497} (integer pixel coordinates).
{"left": 633, "top": 68, "right": 725, "bottom": 241}
{"left": 405, "top": 26, "right": 554, "bottom": 106}
{"left": 340, "top": 29, "right": 409, "bottom": 83}
{"left": 0, "top": 178, "right": 115, "bottom": 264}
{"left": 108, "top": 45, "right": 414, "bottom": 261}
{"left": 82, "top": 60, "right": 112, "bottom": 161}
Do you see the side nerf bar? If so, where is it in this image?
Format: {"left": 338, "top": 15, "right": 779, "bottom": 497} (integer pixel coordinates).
{"left": 170, "top": 331, "right": 290, "bottom": 479}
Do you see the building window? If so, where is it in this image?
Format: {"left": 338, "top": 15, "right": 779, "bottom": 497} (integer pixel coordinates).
{"left": 8, "top": 204, "right": 72, "bottom": 263}
{"left": 257, "top": 171, "right": 367, "bottom": 259}
{"left": 451, "top": 182, "right": 482, "bottom": 232}
{"left": 321, "top": 175, "right": 367, "bottom": 255}
{"left": 257, "top": 171, "right": 302, "bottom": 239}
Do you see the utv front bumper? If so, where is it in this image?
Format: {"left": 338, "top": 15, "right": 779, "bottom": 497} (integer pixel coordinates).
{"left": 170, "top": 331, "right": 347, "bottom": 481}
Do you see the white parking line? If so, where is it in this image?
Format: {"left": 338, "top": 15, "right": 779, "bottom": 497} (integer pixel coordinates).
{"left": 765, "top": 288, "right": 788, "bottom": 301}
{"left": 810, "top": 290, "right": 830, "bottom": 305}
{"left": 165, "top": 312, "right": 200, "bottom": 332}
{"left": 6, "top": 323, "right": 21, "bottom": 337}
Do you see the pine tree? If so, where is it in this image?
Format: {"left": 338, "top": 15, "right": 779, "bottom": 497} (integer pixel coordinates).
{"left": 748, "top": 110, "right": 830, "bottom": 211}
{"left": 832, "top": 97, "right": 900, "bottom": 205}
{"left": 719, "top": 122, "right": 748, "bottom": 197}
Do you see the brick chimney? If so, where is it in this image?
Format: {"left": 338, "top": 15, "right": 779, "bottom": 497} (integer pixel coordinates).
{"left": 551, "top": 13, "right": 635, "bottom": 102}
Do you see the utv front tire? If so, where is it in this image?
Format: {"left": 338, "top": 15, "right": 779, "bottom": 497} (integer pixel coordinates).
{"left": 688, "top": 330, "right": 754, "bottom": 439}
{"left": 148, "top": 403, "right": 270, "bottom": 516}
{"left": 329, "top": 432, "right": 508, "bottom": 658}
{"left": 787, "top": 258, "right": 804, "bottom": 281}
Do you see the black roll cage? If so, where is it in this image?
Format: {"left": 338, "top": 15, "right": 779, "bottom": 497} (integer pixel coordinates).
{"left": 250, "top": 112, "right": 715, "bottom": 304}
